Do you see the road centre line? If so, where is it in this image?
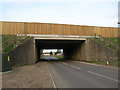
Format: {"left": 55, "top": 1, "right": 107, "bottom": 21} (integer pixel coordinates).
{"left": 87, "top": 71, "right": 119, "bottom": 82}
{"left": 62, "top": 62, "right": 68, "bottom": 65}
{"left": 69, "top": 65, "right": 81, "bottom": 69}
{"left": 62, "top": 62, "right": 81, "bottom": 70}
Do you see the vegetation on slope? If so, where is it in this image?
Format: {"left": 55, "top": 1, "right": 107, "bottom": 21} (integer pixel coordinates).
{"left": 93, "top": 37, "right": 118, "bottom": 51}
{"left": 2, "top": 35, "right": 30, "bottom": 54}
{"left": 81, "top": 60, "right": 120, "bottom": 67}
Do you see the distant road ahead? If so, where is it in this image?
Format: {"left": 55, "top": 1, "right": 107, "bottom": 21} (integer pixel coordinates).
{"left": 48, "top": 60, "right": 118, "bottom": 88}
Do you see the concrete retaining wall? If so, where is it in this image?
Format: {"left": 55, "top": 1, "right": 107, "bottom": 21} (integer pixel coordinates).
{"left": 10, "top": 37, "right": 39, "bottom": 66}
{"left": 65, "top": 39, "right": 118, "bottom": 61}
{"left": 2, "top": 37, "right": 118, "bottom": 68}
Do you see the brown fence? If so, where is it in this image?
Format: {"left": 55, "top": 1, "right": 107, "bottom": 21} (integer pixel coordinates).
{"left": 1, "top": 21, "right": 119, "bottom": 37}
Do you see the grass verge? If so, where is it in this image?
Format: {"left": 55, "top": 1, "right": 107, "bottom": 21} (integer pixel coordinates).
{"left": 54, "top": 55, "right": 64, "bottom": 59}
{"left": 80, "top": 60, "right": 120, "bottom": 67}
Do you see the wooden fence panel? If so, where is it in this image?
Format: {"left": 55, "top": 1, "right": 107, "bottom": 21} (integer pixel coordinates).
{"left": 88, "top": 26, "right": 94, "bottom": 36}
{"left": 24, "top": 23, "right": 32, "bottom": 34}
{"left": 82, "top": 26, "right": 94, "bottom": 36}
{"left": 1, "top": 21, "right": 118, "bottom": 37}
{"left": 83, "top": 26, "right": 89, "bottom": 35}
{"left": 105, "top": 27, "right": 110, "bottom": 37}
{"left": 112, "top": 28, "right": 118, "bottom": 37}
{"left": 101, "top": 27, "right": 106, "bottom": 37}
{"left": 11, "top": 22, "right": 16, "bottom": 35}
{"left": 70, "top": 25, "right": 76, "bottom": 35}
{"left": 17, "top": 22, "right": 25, "bottom": 34}
{"left": 55, "top": 24, "right": 63, "bottom": 35}
{"left": 76, "top": 25, "right": 83, "bottom": 35}
{"left": 40, "top": 23, "right": 50, "bottom": 34}
{"left": 63, "top": 25, "right": 71, "bottom": 35}
{"left": 0, "top": 22, "right": 2, "bottom": 34}
{"left": 106, "top": 27, "right": 111, "bottom": 37}
{"left": 36, "top": 23, "right": 41, "bottom": 34}
{"left": 12, "top": 22, "right": 18, "bottom": 35}
{"left": 50, "top": 24, "right": 55, "bottom": 34}
{"left": 46, "top": 23, "right": 51, "bottom": 34}
{"left": 2, "top": 22, "right": 7, "bottom": 34}
{"left": 33, "top": 23, "right": 37, "bottom": 34}
{"left": 50, "top": 24, "right": 62, "bottom": 35}
{"left": 94, "top": 26, "right": 102, "bottom": 36}
{"left": 3, "top": 22, "right": 13, "bottom": 35}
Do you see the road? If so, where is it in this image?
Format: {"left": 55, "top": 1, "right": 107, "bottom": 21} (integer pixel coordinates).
{"left": 46, "top": 56, "right": 119, "bottom": 88}
{"left": 2, "top": 55, "right": 119, "bottom": 88}
{"left": 43, "top": 55, "right": 57, "bottom": 60}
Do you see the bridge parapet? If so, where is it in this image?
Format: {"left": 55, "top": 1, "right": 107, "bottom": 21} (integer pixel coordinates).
{"left": 17, "top": 34, "right": 98, "bottom": 40}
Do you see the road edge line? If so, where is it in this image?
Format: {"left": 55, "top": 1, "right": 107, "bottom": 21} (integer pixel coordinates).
{"left": 47, "top": 63, "right": 57, "bottom": 88}
{"left": 49, "top": 72, "right": 57, "bottom": 88}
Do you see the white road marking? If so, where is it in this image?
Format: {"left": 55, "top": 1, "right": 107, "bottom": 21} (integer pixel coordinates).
{"left": 49, "top": 71, "right": 57, "bottom": 88}
{"left": 62, "top": 62, "right": 81, "bottom": 70}
{"left": 69, "top": 65, "right": 81, "bottom": 69}
{"left": 48, "top": 62, "right": 57, "bottom": 88}
{"left": 62, "top": 62, "right": 68, "bottom": 65}
{"left": 87, "top": 71, "right": 120, "bottom": 82}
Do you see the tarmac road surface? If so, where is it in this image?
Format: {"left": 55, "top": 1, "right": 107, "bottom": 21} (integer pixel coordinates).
{"left": 48, "top": 60, "right": 118, "bottom": 88}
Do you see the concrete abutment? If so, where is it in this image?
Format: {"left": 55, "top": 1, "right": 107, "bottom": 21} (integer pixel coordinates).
{"left": 9, "top": 38, "right": 117, "bottom": 67}
{"left": 10, "top": 37, "right": 40, "bottom": 66}
{"left": 70, "top": 39, "right": 117, "bottom": 62}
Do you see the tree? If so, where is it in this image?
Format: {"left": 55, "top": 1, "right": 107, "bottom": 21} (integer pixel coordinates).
{"left": 57, "top": 49, "right": 61, "bottom": 53}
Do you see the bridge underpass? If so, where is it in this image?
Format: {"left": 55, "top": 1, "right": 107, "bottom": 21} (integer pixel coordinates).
{"left": 35, "top": 39, "right": 86, "bottom": 61}
{"left": 10, "top": 34, "right": 117, "bottom": 66}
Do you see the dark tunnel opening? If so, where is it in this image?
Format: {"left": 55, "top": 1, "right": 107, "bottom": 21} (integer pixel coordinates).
{"left": 35, "top": 39, "right": 85, "bottom": 62}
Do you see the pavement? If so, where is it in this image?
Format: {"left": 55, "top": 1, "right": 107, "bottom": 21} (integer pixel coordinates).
{"left": 48, "top": 60, "right": 119, "bottom": 88}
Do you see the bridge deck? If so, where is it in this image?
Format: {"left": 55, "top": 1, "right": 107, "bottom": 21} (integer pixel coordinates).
{"left": 17, "top": 34, "right": 97, "bottom": 40}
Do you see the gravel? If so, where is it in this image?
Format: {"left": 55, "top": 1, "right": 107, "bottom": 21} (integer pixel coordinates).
{"left": 2, "top": 61, "right": 54, "bottom": 88}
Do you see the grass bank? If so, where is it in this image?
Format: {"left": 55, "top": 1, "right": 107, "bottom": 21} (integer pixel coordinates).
{"left": 93, "top": 37, "right": 118, "bottom": 51}
{"left": 80, "top": 60, "right": 120, "bottom": 67}
{"left": 2, "top": 34, "right": 30, "bottom": 54}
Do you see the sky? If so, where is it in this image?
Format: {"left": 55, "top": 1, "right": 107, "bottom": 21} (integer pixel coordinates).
{"left": 43, "top": 49, "right": 57, "bottom": 53}
{"left": 1, "top": 0, "right": 119, "bottom": 52}
{"left": 0, "top": 0, "right": 119, "bottom": 27}
{"left": 42, "top": 49, "right": 63, "bottom": 53}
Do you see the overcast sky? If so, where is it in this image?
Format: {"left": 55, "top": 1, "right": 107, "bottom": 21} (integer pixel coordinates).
{"left": 0, "top": 0, "right": 119, "bottom": 27}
